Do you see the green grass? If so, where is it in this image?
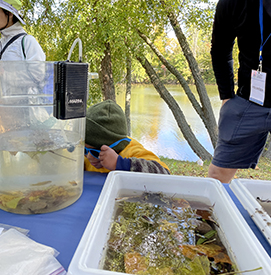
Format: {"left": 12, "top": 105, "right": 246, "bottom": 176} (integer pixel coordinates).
{"left": 161, "top": 156, "right": 271, "bottom": 181}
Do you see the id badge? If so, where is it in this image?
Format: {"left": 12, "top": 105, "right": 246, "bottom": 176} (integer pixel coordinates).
{"left": 250, "top": 69, "right": 267, "bottom": 105}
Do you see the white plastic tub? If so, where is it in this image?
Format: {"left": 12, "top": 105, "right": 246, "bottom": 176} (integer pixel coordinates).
{"left": 230, "top": 178, "right": 271, "bottom": 246}
{"left": 68, "top": 171, "right": 271, "bottom": 275}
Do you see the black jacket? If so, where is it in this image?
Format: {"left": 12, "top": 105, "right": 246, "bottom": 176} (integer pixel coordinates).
{"left": 211, "top": 0, "right": 271, "bottom": 107}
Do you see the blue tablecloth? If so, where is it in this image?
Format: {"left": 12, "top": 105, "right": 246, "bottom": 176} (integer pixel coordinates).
{"left": 1, "top": 171, "right": 271, "bottom": 271}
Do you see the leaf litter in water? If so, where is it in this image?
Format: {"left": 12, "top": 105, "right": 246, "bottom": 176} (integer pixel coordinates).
{"left": 102, "top": 192, "right": 237, "bottom": 274}
{"left": 0, "top": 181, "right": 80, "bottom": 214}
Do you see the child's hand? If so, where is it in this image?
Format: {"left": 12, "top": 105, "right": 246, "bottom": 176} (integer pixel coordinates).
{"left": 99, "top": 145, "right": 118, "bottom": 171}
{"left": 86, "top": 152, "right": 103, "bottom": 169}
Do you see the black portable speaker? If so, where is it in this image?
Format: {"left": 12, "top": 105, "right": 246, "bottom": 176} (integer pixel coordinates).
{"left": 53, "top": 61, "right": 89, "bottom": 120}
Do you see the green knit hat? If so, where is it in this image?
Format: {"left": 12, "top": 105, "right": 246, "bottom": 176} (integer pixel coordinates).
{"left": 85, "top": 99, "right": 129, "bottom": 152}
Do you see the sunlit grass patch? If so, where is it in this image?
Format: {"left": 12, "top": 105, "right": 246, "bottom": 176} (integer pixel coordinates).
{"left": 161, "top": 157, "right": 271, "bottom": 181}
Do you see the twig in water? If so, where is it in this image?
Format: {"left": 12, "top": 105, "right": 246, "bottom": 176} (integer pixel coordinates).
{"left": 220, "top": 266, "right": 262, "bottom": 275}
{"left": 49, "top": 150, "right": 76, "bottom": 162}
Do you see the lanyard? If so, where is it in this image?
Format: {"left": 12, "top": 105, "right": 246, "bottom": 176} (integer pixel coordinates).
{"left": 259, "top": 0, "right": 271, "bottom": 71}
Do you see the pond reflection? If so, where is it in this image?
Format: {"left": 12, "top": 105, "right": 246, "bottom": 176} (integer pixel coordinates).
{"left": 116, "top": 84, "right": 221, "bottom": 162}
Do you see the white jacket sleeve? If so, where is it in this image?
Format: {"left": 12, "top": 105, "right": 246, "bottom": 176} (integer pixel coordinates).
{"left": 23, "top": 35, "right": 46, "bottom": 61}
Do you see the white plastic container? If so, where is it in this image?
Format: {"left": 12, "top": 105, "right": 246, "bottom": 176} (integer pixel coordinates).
{"left": 230, "top": 179, "right": 271, "bottom": 246}
{"left": 68, "top": 171, "right": 271, "bottom": 275}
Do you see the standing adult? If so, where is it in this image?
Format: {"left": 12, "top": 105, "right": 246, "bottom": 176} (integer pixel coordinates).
{"left": 0, "top": 0, "right": 46, "bottom": 132}
{"left": 0, "top": 0, "right": 45, "bottom": 61}
{"left": 208, "top": 0, "right": 271, "bottom": 183}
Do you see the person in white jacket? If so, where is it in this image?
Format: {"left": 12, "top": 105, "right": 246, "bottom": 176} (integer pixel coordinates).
{"left": 0, "top": 0, "right": 45, "bottom": 61}
{"left": 0, "top": 0, "right": 46, "bottom": 132}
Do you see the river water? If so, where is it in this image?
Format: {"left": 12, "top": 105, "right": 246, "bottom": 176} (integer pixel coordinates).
{"left": 116, "top": 84, "right": 221, "bottom": 162}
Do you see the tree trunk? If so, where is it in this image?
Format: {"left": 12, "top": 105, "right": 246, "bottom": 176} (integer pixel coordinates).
{"left": 99, "top": 42, "right": 116, "bottom": 101}
{"left": 137, "top": 55, "right": 212, "bottom": 161}
{"left": 125, "top": 55, "right": 132, "bottom": 136}
{"left": 137, "top": 29, "right": 217, "bottom": 149}
{"left": 161, "top": 3, "right": 218, "bottom": 148}
{"left": 261, "top": 134, "right": 271, "bottom": 159}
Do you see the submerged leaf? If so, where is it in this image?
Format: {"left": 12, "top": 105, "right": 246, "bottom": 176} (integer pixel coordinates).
{"left": 197, "top": 230, "right": 217, "bottom": 245}
{"left": 0, "top": 192, "right": 23, "bottom": 208}
{"left": 197, "top": 209, "right": 217, "bottom": 225}
{"left": 172, "top": 198, "right": 191, "bottom": 208}
{"left": 6, "top": 196, "right": 24, "bottom": 209}
{"left": 124, "top": 252, "right": 147, "bottom": 274}
{"left": 179, "top": 255, "right": 210, "bottom": 275}
{"left": 180, "top": 244, "right": 232, "bottom": 265}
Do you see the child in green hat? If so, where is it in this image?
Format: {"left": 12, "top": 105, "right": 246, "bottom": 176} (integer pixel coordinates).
{"left": 84, "top": 99, "right": 170, "bottom": 174}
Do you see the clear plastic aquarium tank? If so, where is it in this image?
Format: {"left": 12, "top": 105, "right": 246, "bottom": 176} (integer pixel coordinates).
{"left": 0, "top": 61, "right": 87, "bottom": 214}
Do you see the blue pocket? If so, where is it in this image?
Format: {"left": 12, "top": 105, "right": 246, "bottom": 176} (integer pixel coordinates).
{"left": 218, "top": 96, "right": 250, "bottom": 142}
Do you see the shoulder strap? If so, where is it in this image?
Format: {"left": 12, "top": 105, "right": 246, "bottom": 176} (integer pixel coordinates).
{"left": 0, "top": 33, "right": 26, "bottom": 60}
{"left": 21, "top": 34, "right": 27, "bottom": 59}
